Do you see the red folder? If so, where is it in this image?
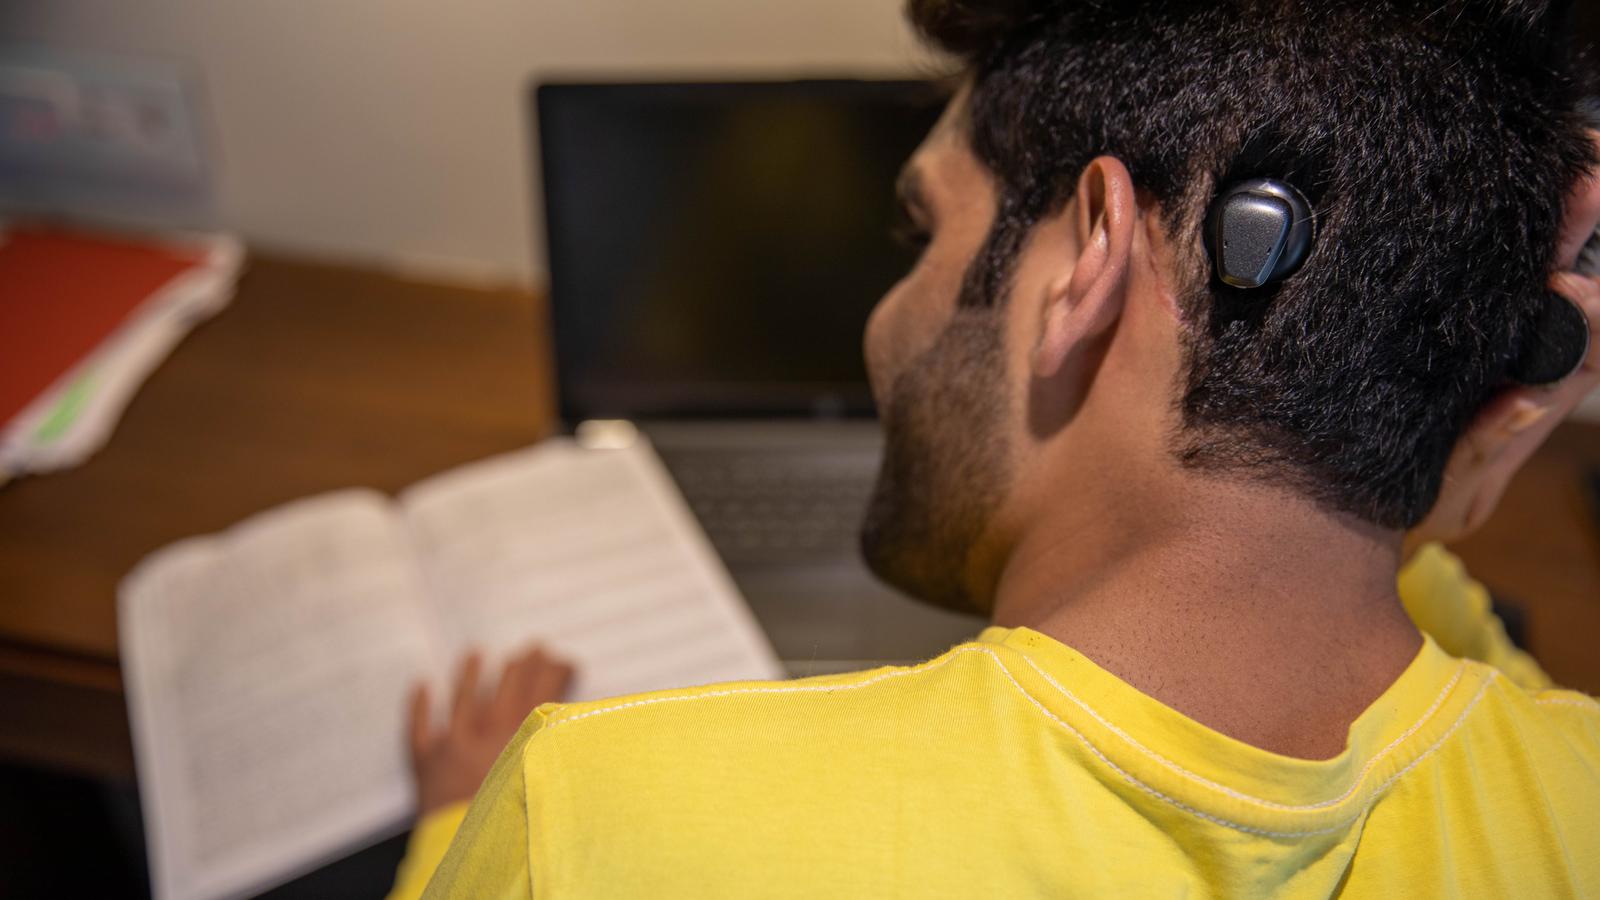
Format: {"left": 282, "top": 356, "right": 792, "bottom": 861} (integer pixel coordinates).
{"left": 0, "top": 226, "right": 209, "bottom": 428}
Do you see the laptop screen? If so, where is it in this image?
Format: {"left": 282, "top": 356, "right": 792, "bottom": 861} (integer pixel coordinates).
{"left": 536, "top": 80, "right": 946, "bottom": 421}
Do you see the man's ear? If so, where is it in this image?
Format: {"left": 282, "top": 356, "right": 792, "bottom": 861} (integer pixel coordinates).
{"left": 1033, "top": 156, "right": 1138, "bottom": 379}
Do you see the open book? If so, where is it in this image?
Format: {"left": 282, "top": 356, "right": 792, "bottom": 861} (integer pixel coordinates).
{"left": 120, "top": 438, "right": 784, "bottom": 900}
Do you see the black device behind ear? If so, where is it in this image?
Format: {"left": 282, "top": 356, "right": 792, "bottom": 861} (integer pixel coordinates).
{"left": 1204, "top": 178, "right": 1316, "bottom": 289}
{"left": 1205, "top": 177, "right": 1589, "bottom": 384}
{"left": 1508, "top": 221, "right": 1599, "bottom": 386}
{"left": 1508, "top": 291, "right": 1590, "bottom": 385}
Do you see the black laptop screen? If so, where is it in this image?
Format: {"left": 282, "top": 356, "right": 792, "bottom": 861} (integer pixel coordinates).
{"left": 537, "top": 80, "right": 946, "bottom": 420}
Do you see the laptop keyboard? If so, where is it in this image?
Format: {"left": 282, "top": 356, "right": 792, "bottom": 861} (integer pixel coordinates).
{"left": 665, "top": 454, "right": 876, "bottom": 565}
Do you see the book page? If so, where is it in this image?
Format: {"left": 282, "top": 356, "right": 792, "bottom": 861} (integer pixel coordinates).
{"left": 119, "top": 490, "right": 439, "bottom": 900}
{"left": 400, "top": 438, "right": 784, "bottom": 702}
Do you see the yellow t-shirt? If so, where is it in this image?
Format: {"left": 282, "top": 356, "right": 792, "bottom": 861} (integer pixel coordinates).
{"left": 397, "top": 546, "right": 1599, "bottom": 897}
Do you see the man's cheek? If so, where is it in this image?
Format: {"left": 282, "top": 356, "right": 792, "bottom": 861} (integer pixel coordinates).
{"left": 865, "top": 282, "right": 911, "bottom": 402}
{"left": 872, "top": 272, "right": 955, "bottom": 370}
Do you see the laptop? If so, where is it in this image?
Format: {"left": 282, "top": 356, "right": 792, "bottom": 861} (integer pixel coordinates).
{"left": 534, "top": 79, "right": 985, "bottom": 673}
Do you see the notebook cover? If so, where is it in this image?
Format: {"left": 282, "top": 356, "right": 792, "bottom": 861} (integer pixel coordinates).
{"left": 0, "top": 226, "right": 207, "bottom": 428}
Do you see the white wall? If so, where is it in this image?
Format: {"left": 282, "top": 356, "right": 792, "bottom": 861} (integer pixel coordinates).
{"left": 2, "top": 0, "right": 935, "bottom": 288}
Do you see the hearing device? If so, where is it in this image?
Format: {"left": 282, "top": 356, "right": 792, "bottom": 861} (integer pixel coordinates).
{"left": 1204, "top": 178, "right": 1315, "bottom": 290}
{"left": 1507, "top": 291, "right": 1588, "bottom": 385}
{"left": 1509, "top": 220, "right": 1598, "bottom": 385}
{"left": 1203, "top": 177, "right": 1590, "bottom": 385}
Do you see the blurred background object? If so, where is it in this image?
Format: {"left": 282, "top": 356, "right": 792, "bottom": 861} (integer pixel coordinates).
{"left": 534, "top": 79, "right": 983, "bottom": 668}
{"left": 3, "top": 0, "right": 935, "bottom": 288}
{"left": 0, "top": 225, "right": 242, "bottom": 481}
{"left": 0, "top": 44, "right": 242, "bottom": 483}
{"left": 0, "top": 48, "right": 213, "bottom": 229}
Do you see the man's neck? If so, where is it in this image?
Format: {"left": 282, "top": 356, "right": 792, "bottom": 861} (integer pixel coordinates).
{"left": 987, "top": 473, "right": 1422, "bottom": 760}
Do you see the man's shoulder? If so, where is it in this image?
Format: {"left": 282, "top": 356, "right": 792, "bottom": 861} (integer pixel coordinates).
{"left": 493, "top": 639, "right": 1022, "bottom": 878}
{"left": 1427, "top": 664, "right": 1600, "bottom": 826}
{"left": 511, "top": 639, "right": 1009, "bottom": 790}
{"left": 1517, "top": 685, "right": 1600, "bottom": 741}
{"left": 532, "top": 640, "right": 997, "bottom": 745}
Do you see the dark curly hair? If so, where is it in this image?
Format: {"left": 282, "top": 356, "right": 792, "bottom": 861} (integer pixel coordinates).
{"left": 907, "top": 0, "right": 1596, "bottom": 528}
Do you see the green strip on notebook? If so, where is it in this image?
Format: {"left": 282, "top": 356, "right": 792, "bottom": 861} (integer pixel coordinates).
{"left": 33, "top": 373, "right": 96, "bottom": 443}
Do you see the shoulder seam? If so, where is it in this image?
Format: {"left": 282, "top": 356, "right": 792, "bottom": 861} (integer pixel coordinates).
{"left": 1535, "top": 694, "right": 1600, "bottom": 714}
{"left": 541, "top": 646, "right": 982, "bottom": 729}
{"left": 1013, "top": 653, "right": 1468, "bottom": 813}
{"left": 988, "top": 650, "right": 1500, "bottom": 838}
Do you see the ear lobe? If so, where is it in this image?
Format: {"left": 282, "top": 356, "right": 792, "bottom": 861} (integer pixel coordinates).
{"left": 1033, "top": 156, "right": 1138, "bottom": 379}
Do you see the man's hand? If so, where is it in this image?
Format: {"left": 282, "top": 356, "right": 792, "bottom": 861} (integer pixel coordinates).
{"left": 408, "top": 645, "right": 575, "bottom": 816}
{"left": 1405, "top": 137, "right": 1600, "bottom": 556}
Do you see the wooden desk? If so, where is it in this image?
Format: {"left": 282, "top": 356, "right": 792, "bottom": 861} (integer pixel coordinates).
{"left": 1, "top": 253, "right": 1597, "bottom": 781}
{"left": 1454, "top": 425, "right": 1600, "bottom": 690}
{"left": 0, "top": 255, "right": 551, "bottom": 778}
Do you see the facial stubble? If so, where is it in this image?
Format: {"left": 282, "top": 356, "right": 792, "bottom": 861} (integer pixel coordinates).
{"left": 860, "top": 306, "right": 1011, "bottom": 615}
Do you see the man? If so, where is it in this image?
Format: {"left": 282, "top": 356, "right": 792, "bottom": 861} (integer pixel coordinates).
{"left": 394, "top": 0, "right": 1600, "bottom": 895}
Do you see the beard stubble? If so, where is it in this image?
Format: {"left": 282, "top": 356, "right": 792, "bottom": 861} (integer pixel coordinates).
{"left": 859, "top": 306, "right": 1011, "bottom": 614}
